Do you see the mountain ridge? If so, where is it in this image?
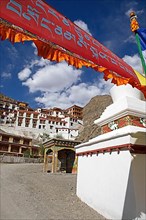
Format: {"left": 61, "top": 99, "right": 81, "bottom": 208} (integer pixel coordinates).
{"left": 76, "top": 95, "right": 112, "bottom": 142}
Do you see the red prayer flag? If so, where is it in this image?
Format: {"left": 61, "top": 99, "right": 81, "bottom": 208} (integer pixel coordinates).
{"left": 0, "top": 0, "right": 139, "bottom": 81}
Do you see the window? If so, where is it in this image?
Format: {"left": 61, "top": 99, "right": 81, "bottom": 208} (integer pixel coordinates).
{"left": 33, "top": 115, "right": 36, "bottom": 119}
{"left": 2, "top": 137, "right": 9, "bottom": 142}
{"left": 23, "top": 140, "right": 29, "bottom": 145}
{"left": 13, "top": 138, "right": 20, "bottom": 144}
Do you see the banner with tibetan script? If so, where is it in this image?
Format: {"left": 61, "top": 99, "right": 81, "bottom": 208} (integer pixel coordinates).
{"left": 0, "top": 0, "right": 146, "bottom": 96}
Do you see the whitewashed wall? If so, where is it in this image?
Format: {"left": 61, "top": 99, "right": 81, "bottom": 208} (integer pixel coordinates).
{"left": 77, "top": 151, "right": 146, "bottom": 220}
{"left": 76, "top": 85, "right": 146, "bottom": 220}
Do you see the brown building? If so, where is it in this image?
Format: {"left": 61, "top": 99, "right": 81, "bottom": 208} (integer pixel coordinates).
{"left": 0, "top": 130, "right": 40, "bottom": 157}
{"left": 66, "top": 105, "right": 83, "bottom": 119}
{"left": 43, "top": 138, "right": 81, "bottom": 173}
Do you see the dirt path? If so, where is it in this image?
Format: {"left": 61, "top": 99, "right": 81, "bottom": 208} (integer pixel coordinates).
{"left": 0, "top": 163, "right": 105, "bottom": 220}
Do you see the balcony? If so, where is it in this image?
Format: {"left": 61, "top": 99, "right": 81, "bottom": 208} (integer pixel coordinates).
{"left": 11, "top": 146, "right": 19, "bottom": 153}
{"left": 2, "top": 138, "right": 9, "bottom": 142}
{"left": 23, "top": 140, "right": 30, "bottom": 145}
{"left": 0, "top": 144, "right": 8, "bottom": 152}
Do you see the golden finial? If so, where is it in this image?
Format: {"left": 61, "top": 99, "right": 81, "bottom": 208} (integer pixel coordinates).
{"left": 129, "top": 11, "right": 139, "bottom": 32}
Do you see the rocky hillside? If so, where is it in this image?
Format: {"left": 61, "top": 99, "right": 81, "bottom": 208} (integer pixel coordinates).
{"left": 76, "top": 95, "right": 112, "bottom": 142}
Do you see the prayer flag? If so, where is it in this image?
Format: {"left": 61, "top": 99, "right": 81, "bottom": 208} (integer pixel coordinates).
{"left": 136, "top": 28, "right": 146, "bottom": 66}
{"left": 0, "top": 1, "right": 146, "bottom": 97}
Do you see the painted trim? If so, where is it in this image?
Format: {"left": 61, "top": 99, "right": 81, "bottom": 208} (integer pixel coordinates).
{"left": 76, "top": 144, "right": 146, "bottom": 156}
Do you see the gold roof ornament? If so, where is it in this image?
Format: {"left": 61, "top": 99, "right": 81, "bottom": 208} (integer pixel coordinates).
{"left": 129, "top": 11, "right": 139, "bottom": 32}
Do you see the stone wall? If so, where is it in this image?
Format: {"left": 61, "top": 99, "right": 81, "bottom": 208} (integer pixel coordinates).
{"left": 0, "top": 155, "right": 43, "bottom": 163}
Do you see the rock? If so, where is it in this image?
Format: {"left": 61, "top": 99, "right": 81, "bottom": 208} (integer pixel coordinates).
{"left": 76, "top": 95, "right": 112, "bottom": 142}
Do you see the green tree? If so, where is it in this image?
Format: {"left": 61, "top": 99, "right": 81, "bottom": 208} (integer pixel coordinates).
{"left": 54, "top": 134, "right": 64, "bottom": 139}
{"left": 23, "top": 149, "right": 31, "bottom": 158}
{"left": 39, "top": 133, "right": 50, "bottom": 156}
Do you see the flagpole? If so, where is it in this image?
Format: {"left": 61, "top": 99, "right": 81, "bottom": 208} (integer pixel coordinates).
{"left": 130, "top": 11, "right": 146, "bottom": 76}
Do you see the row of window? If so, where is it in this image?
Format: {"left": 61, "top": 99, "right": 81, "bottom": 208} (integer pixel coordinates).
{"left": 18, "top": 113, "right": 38, "bottom": 118}
{"left": 17, "top": 120, "right": 66, "bottom": 126}
{"left": 1, "top": 137, "right": 30, "bottom": 145}
{"left": 70, "top": 118, "right": 78, "bottom": 122}
{"left": 18, "top": 112, "right": 62, "bottom": 117}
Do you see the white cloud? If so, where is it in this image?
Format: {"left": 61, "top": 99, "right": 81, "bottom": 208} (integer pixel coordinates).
{"left": 28, "top": 58, "right": 50, "bottom": 69}
{"left": 126, "top": 1, "right": 138, "bottom": 8}
{"left": 35, "top": 79, "right": 112, "bottom": 109}
{"left": 123, "top": 54, "right": 143, "bottom": 73}
{"left": 31, "top": 42, "right": 38, "bottom": 55}
{"left": 33, "top": 58, "right": 50, "bottom": 67}
{"left": 22, "top": 61, "right": 82, "bottom": 93}
{"left": 136, "top": 9, "right": 144, "bottom": 15}
{"left": 35, "top": 92, "right": 70, "bottom": 109}
{"left": 67, "top": 81, "right": 112, "bottom": 105}
{"left": 124, "top": 35, "right": 136, "bottom": 44}
{"left": 18, "top": 56, "right": 113, "bottom": 109}
{"left": 1, "top": 72, "right": 11, "bottom": 79}
{"left": 125, "top": 8, "right": 134, "bottom": 17}
{"left": 74, "top": 20, "right": 92, "bottom": 35}
{"left": 18, "top": 58, "right": 51, "bottom": 82}
{"left": 125, "top": 8, "right": 144, "bottom": 17}
{"left": 136, "top": 9, "right": 144, "bottom": 16}
{"left": 18, "top": 68, "right": 32, "bottom": 81}
{"left": 6, "top": 46, "right": 18, "bottom": 58}
{"left": 103, "top": 40, "right": 114, "bottom": 51}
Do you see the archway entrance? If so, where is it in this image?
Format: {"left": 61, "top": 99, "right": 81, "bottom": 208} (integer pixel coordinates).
{"left": 43, "top": 138, "right": 80, "bottom": 173}
{"left": 58, "top": 149, "right": 75, "bottom": 173}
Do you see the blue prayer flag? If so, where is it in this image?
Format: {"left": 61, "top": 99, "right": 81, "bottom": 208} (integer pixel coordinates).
{"left": 137, "top": 28, "right": 146, "bottom": 51}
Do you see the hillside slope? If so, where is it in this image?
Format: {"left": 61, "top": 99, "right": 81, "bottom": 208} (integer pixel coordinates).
{"left": 76, "top": 95, "right": 112, "bottom": 142}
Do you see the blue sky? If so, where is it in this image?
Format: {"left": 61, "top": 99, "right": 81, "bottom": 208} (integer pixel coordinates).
{"left": 0, "top": 0, "right": 145, "bottom": 109}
